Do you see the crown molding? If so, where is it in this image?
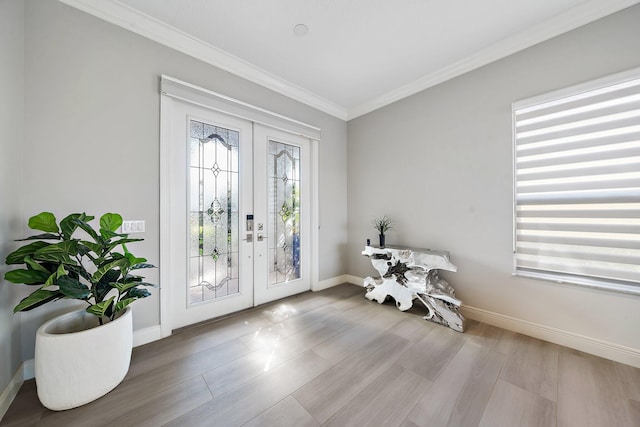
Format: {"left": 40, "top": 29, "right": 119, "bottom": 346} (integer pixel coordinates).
{"left": 347, "top": 0, "right": 640, "bottom": 120}
{"left": 57, "top": 0, "right": 348, "bottom": 120}
{"left": 58, "top": 0, "right": 638, "bottom": 123}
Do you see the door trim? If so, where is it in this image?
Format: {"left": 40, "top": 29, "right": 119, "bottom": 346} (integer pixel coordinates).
{"left": 159, "top": 79, "right": 320, "bottom": 338}
{"left": 161, "top": 76, "right": 321, "bottom": 140}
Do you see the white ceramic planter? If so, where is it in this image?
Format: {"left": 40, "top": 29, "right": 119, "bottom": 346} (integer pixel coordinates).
{"left": 35, "top": 307, "right": 133, "bottom": 411}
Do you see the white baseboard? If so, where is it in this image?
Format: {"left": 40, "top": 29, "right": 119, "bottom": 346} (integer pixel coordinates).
{"left": 462, "top": 304, "right": 640, "bottom": 368}
{"left": 315, "top": 275, "right": 347, "bottom": 291}
{"left": 315, "top": 274, "right": 365, "bottom": 290}
{"left": 132, "top": 325, "right": 163, "bottom": 347}
{"left": 21, "top": 359, "right": 34, "bottom": 381}
{"left": 0, "top": 367, "right": 22, "bottom": 421}
{"left": 343, "top": 275, "right": 365, "bottom": 286}
{"left": 337, "top": 274, "right": 640, "bottom": 367}
{"left": 0, "top": 358, "right": 35, "bottom": 421}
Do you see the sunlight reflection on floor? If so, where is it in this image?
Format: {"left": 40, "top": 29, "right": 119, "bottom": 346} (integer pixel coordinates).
{"left": 268, "top": 303, "right": 298, "bottom": 320}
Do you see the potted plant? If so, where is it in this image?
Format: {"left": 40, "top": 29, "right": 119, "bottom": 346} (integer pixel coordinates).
{"left": 4, "top": 211, "right": 155, "bottom": 410}
{"left": 373, "top": 215, "right": 393, "bottom": 248}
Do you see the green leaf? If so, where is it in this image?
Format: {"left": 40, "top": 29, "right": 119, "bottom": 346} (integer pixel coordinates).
{"left": 57, "top": 276, "right": 91, "bottom": 299}
{"left": 65, "top": 264, "right": 91, "bottom": 282}
{"left": 114, "top": 297, "right": 136, "bottom": 314}
{"left": 90, "top": 257, "right": 105, "bottom": 268}
{"left": 121, "top": 274, "right": 156, "bottom": 287}
{"left": 96, "top": 269, "right": 120, "bottom": 301}
{"left": 4, "top": 269, "right": 50, "bottom": 285}
{"left": 32, "top": 252, "right": 75, "bottom": 265}
{"left": 34, "top": 240, "right": 79, "bottom": 257}
{"left": 44, "top": 271, "right": 56, "bottom": 287}
{"left": 56, "top": 264, "right": 66, "bottom": 277}
{"left": 125, "top": 288, "right": 151, "bottom": 299}
{"left": 79, "top": 240, "right": 102, "bottom": 254}
{"left": 16, "top": 233, "right": 61, "bottom": 241}
{"left": 60, "top": 213, "right": 93, "bottom": 239}
{"left": 100, "top": 229, "right": 128, "bottom": 241}
{"left": 109, "top": 281, "right": 139, "bottom": 293}
{"left": 93, "top": 258, "right": 129, "bottom": 283}
{"left": 105, "top": 301, "right": 114, "bottom": 319}
{"left": 125, "top": 251, "right": 147, "bottom": 266}
{"left": 76, "top": 244, "right": 93, "bottom": 259}
{"left": 100, "top": 213, "right": 123, "bottom": 233}
{"left": 86, "top": 296, "right": 115, "bottom": 317}
{"left": 5, "top": 241, "right": 49, "bottom": 265}
{"left": 14, "top": 289, "right": 63, "bottom": 312}
{"left": 31, "top": 241, "right": 79, "bottom": 265}
{"left": 28, "top": 212, "right": 59, "bottom": 233}
{"left": 43, "top": 264, "right": 66, "bottom": 288}
{"left": 131, "top": 263, "right": 156, "bottom": 270}
{"left": 23, "top": 256, "right": 50, "bottom": 273}
{"left": 72, "top": 219, "right": 99, "bottom": 241}
{"left": 107, "top": 238, "right": 143, "bottom": 252}
{"left": 134, "top": 281, "right": 157, "bottom": 288}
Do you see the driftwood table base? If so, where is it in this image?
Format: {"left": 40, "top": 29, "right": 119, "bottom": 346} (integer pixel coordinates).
{"left": 362, "top": 245, "right": 465, "bottom": 332}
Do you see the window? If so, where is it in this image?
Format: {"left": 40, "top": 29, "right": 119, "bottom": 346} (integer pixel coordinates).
{"left": 513, "top": 68, "right": 640, "bottom": 294}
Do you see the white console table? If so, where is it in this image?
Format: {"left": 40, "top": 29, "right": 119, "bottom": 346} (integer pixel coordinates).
{"left": 362, "top": 245, "right": 465, "bottom": 332}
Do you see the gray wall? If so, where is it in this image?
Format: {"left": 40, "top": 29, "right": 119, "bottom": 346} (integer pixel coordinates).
{"left": 348, "top": 6, "right": 640, "bottom": 352}
{"left": 19, "top": 0, "right": 347, "bottom": 359}
{"left": 7, "top": 0, "right": 638, "bottom": 373}
{"left": 0, "top": 0, "right": 26, "bottom": 393}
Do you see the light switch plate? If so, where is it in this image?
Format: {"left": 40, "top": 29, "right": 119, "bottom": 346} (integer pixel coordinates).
{"left": 121, "top": 220, "right": 145, "bottom": 234}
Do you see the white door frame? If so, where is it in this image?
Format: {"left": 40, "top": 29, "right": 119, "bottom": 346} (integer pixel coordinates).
{"left": 159, "top": 76, "right": 320, "bottom": 338}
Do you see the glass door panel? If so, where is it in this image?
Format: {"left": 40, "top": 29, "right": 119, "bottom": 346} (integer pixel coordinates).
{"left": 189, "top": 121, "right": 240, "bottom": 304}
{"left": 268, "top": 140, "right": 301, "bottom": 286}
{"left": 170, "top": 102, "right": 253, "bottom": 329}
{"left": 254, "top": 124, "right": 310, "bottom": 305}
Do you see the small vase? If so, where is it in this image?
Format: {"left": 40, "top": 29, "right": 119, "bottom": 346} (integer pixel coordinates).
{"left": 379, "top": 234, "right": 385, "bottom": 248}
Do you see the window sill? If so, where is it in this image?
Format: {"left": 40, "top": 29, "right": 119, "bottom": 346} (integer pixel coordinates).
{"left": 513, "top": 269, "right": 640, "bottom": 296}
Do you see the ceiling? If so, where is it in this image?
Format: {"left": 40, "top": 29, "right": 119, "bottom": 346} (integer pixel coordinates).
{"left": 61, "top": 0, "right": 638, "bottom": 120}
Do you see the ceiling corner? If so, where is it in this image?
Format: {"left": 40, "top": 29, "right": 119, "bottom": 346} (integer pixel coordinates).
{"left": 57, "top": 0, "right": 349, "bottom": 121}
{"left": 347, "top": 0, "right": 640, "bottom": 120}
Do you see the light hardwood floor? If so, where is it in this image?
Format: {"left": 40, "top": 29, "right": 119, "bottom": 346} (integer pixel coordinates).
{"left": 2, "top": 284, "right": 639, "bottom": 426}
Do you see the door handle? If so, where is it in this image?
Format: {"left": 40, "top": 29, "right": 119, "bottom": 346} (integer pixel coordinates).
{"left": 242, "top": 233, "right": 253, "bottom": 242}
{"left": 257, "top": 234, "right": 268, "bottom": 242}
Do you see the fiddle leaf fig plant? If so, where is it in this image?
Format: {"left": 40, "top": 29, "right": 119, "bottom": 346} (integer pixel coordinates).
{"left": 4, "top": 212, "right": 156, "bottom": 324}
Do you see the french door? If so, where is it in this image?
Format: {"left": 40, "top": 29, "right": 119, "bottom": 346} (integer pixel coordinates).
{"left": 168, "top": 101, "right": 310, "bottom": 329}
{"left": 253, "top": 125, "right": 311, "bottom": 305}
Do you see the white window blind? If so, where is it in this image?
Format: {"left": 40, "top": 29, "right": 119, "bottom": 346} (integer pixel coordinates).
{"left": 513, "top": 68, "right": 640, "bottom": 294}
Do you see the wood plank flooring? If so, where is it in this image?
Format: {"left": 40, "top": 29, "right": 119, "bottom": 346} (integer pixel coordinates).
{"left": 2, "top": 284, "right": 639, "bottom": 426}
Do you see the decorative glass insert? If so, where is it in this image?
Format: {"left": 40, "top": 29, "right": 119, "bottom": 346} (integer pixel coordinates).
{"left": 268, "top": 140, "right": 301, "bottom": 285}
{"left": 189, "top": 120, "right": 240, "bottom": 304}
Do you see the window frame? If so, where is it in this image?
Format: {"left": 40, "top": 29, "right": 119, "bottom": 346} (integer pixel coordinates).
{"left": 512, "top": 66, "right": 640, "bottom": 295}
